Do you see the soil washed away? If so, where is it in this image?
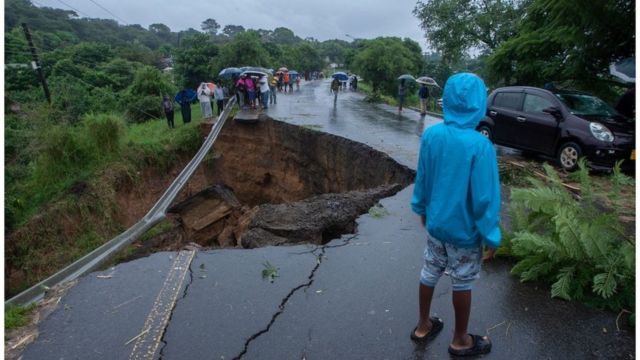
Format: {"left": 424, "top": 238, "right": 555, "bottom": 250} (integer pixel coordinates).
{"left": 168, "top": 117, "right": 415, "bottom": 249}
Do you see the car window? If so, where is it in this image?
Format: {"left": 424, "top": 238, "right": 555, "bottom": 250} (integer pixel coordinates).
{"left": 493, "top": 92, "right": 522, "bottom": 110}
{"left": 523, "top": 94, "right": 553, "bottom": 114}
{"left": 555, "top": 93, "right": 619, "bottom": 117}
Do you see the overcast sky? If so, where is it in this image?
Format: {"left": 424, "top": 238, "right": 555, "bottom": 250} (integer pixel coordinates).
{"left": 34, "top": 0, "right": 429, "bottom": 50}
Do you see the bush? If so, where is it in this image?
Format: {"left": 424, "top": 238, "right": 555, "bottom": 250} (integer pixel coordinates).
{"left": 506, "top": 160, "right": 635, "bottom": 312}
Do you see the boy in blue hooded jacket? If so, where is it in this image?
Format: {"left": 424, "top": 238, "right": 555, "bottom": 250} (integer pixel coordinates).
{"left": 410, "top": 73, "right": 500, "bottom": 356}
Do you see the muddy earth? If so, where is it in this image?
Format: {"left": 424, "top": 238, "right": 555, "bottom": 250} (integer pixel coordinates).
{"left": 166, "top": 116, "right": 415, "bottom": 250}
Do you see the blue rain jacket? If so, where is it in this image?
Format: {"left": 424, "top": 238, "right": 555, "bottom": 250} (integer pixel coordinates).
{"left": 411, "top": 73, "right": 501, "bottom": 248}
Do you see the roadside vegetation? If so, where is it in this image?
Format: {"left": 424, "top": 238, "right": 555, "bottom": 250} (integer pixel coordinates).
{"left": 498, "top": 160, "right": 635, "bottom": 319}
{"left": 5, "top": 304, "right": 37, "bottom": 331}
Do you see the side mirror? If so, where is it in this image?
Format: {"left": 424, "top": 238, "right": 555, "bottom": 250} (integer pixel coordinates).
{"left": 543, "top": 106, "right": 562, "bottom": 119}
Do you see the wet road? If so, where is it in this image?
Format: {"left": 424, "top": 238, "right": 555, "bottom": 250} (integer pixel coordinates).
{"left": 20, "top": 80, "right": 634, "bottom": 360}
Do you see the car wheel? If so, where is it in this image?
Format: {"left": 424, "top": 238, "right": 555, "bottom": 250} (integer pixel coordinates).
{"left": 477, "top": 125, "right": 493, "bottom": 142}
{"left": 557, "top": 142, "right": 582, "bottom": 171}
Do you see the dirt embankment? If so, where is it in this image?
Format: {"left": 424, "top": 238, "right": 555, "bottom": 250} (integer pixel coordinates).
{"left": 6, "top": 117, "right": 414, "bottom": 296}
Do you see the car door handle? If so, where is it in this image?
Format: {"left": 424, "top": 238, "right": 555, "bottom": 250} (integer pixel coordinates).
{"left": 516, "top": 116, "right": 526, "bottom": 122}
{"left": 489, "top": 111, "right": 497, "bottom": 116}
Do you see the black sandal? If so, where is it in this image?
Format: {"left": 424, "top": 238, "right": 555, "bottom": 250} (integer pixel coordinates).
{"left": 410, "top": 316, "right": 444, "bottom": 342}
{"left": 448, "top": 334, "right": 492, "bottom": 357}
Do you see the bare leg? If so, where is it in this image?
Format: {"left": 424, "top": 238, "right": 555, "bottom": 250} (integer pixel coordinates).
{"left": 414, "top": 283, "right": 435, "bottom": 336}
{"left": 450, "top": 290, "right": 473, "bottom": 349}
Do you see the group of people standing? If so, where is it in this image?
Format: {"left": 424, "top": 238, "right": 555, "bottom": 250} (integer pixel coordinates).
{"left": 234, "top": 73, "right": 274, "bottom": 110}
{"left": 162, "top": 81, "right": 226, "bottom": 129}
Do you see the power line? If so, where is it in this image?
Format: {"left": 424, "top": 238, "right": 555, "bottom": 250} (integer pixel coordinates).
{"left": 55, "top": 0, "right": 92, "bottom": 18}
{"left": 87, "top": 0, "right": 129, "bottom": 25}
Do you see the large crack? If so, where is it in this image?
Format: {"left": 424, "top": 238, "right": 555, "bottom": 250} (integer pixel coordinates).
{"left": 158, "top": 253, "right": 196, "bottom": 360}
{"left": 232, "top": 249, "right": 326, "bottom": 360}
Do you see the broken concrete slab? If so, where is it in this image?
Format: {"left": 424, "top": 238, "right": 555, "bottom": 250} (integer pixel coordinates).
{"left": 20, "top": 252, "right": 184, "bottom": 360}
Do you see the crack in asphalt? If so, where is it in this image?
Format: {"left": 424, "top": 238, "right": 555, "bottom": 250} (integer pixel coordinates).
{"left": 158, "top": 254, "right": 196, "bottom": 360}
{"left": 232, "top": 249, "right": 326, "bottom": 360}
{"left": 289, "top": 234, "right": 359, "bottom": 255}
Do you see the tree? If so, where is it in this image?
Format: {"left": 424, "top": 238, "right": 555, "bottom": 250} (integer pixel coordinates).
{"left": 269, "top": 27, "right": 299, "bottom": 44}
{"left": 351, "top": 37, "right": 423, "bottom": 95}
{"left": 221, "top": 25, "right": 245, "bottom": 39}
{"left": 125, "top": 65, "right": 175, "bottom": 122}
{"left": 211, "top": 31, "right": 271, "bottom": 75}
{"left": 413, "top": 0, "right": 529, "bottom": 63}
{"left": 173, "top": 33, "right": 219, "bottom": 88}
{"left": 486, "top": 0, "right": 634, "bottom": 99}
{"left": 201, "top": 18, "right": 220, "bottom": 36}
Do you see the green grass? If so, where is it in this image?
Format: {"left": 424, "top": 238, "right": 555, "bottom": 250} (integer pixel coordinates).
{"left": 6, "top": 103, "right": 210, "bottom": 296}
{"left": 5, "top": 304, "right": 37, "bottom": 331}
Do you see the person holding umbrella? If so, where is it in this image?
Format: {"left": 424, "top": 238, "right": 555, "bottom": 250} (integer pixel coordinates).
{"left": 175, "top": 88, "right": 196, "bottom": 124}
{"left": 398, "top": 79, "right": 407, "bottom": 112}
{"left": 419, "top": 83, "right": 430, "bottom": 115}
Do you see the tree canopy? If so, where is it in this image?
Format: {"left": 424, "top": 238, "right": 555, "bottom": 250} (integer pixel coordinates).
{"left": 486, "top": 0, "right": 635, "bottom": 98}
{"left": 351, "top": 37, "right": 423, "bottom": 94}
{"left": 413, "top": 0, "right": 530, "bottom": 64}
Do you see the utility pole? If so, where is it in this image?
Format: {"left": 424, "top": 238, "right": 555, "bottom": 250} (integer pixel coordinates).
{"left": 21, "top": 22, "right": 51, "bottom": 104}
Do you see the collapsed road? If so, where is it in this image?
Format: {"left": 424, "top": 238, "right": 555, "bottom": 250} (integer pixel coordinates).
{"left": 12, "top": 80, "right": 634, "bottom": 360}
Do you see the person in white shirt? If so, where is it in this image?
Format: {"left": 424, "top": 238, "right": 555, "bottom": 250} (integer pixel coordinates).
{"left": 258, "top": 75, "right": 271, "bottom": 109}
{"left": 197, "top": 82, "right": 213, "bottom": 119}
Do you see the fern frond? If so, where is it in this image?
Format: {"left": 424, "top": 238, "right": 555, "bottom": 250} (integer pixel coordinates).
{"left": 612, "top": 160, "right": 634, "bottom": 186}
{"left": 511, "top": 254, "right": 548, "bottom": 279}
{"left": 553, "top": 207, "right": 584, "bottom": 260}
{"left": 551, "top": 266, "right": 575, "bottom": 300}
{"left": 593, "top": 272, "right": 617, "bottom": 299}
{"left": 520, "top": 261, "right": 555, "bottom": 281}
{"left": 511, "top": 232, "right": 563, "bottom": 260}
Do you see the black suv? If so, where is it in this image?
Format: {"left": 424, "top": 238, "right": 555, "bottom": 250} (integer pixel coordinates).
{"left": 477, "top": 86, "right": 635, "bottom": 171}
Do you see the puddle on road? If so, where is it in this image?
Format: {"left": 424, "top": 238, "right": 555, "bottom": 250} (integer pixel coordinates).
{"left": 161, "top": 116, "right": 415, "bottom": 250}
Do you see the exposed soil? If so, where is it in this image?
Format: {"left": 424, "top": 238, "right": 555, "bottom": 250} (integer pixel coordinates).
{"left": 165, "top": 117, "right": 415, "bottom": 249}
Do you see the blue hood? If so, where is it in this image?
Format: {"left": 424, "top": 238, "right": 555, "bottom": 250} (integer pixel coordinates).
{"left": 442, "top": 73, "right": 487, "bottom": 129}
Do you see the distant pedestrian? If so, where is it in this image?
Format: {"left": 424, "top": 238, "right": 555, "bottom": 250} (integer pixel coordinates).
{"left": 269, "top": 76, "right": 277, "bottom": 104}
{"left": 258, "top": 75, "right": 270, "bottom": 109}
{"left": 197, "top": 82, "right": 213, "bottom": 119}
{"left": 162, "top": 95, "right": 175, "bottom": 128}
{"left": 296, "top": 76, "right": 300, "bottom": 91}
{"left": 213, "top": 81, "right": 225, "bottom": 116}
{"left": 330, "top": 77, "right": 340, "bottom": 104}
{"left": 283, "top": 71, "right": 290, "bottom": 93}
{"left": 410, "top": 73, "right": 499, "bottom": 357}
{"left": 398, "top": 79, "right": 407, "bottom": 112}
{"left": 418, "top": 84, "right": 429, "bottom": 115}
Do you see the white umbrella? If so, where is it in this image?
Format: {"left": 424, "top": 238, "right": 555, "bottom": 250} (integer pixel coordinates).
{"left": 609, "top": 57, "right": 635, "bottom": 83}
{"left": 416, "top": 76, "right": 440, "bottom": 87}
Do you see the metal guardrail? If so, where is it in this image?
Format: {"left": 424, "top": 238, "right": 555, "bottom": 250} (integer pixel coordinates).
{"left": 6, "top": 97, "right": 237, "bottom": 306}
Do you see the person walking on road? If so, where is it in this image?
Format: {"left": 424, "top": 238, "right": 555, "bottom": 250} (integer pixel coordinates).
{"left": 330, "top": 77, "right": 341, "bottom": 104}
{"left": 410, "top": 73, "right": 500, "bottom": 357}
{"left": 162, "top": 95, "right": 175, "bottom": 128}
{"left": 197, "top": 82, "right": 213, "bottom": 119}
{"left": 213, "top": 81, "right": 225, "bottom": 116}
{"left": 398, "top": 79, "right": 407, "bottom": 112}
{"left": 418, "top": 84, "right": 429, "bottom": 115}
{"left": 269, "top": 76, "right": 277, "bottom": 105}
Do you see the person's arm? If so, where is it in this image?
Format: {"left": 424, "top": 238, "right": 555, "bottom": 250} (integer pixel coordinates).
{"left": 470, "top": 142, "right": 501, "bottom": 252}
{"left": 411, "top": 134, "right": 429, "bottom": 220}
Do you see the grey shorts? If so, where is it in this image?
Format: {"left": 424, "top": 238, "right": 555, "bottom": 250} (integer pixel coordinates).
{"left": 420, "top": 232, "right": 482, "bottom": 291}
